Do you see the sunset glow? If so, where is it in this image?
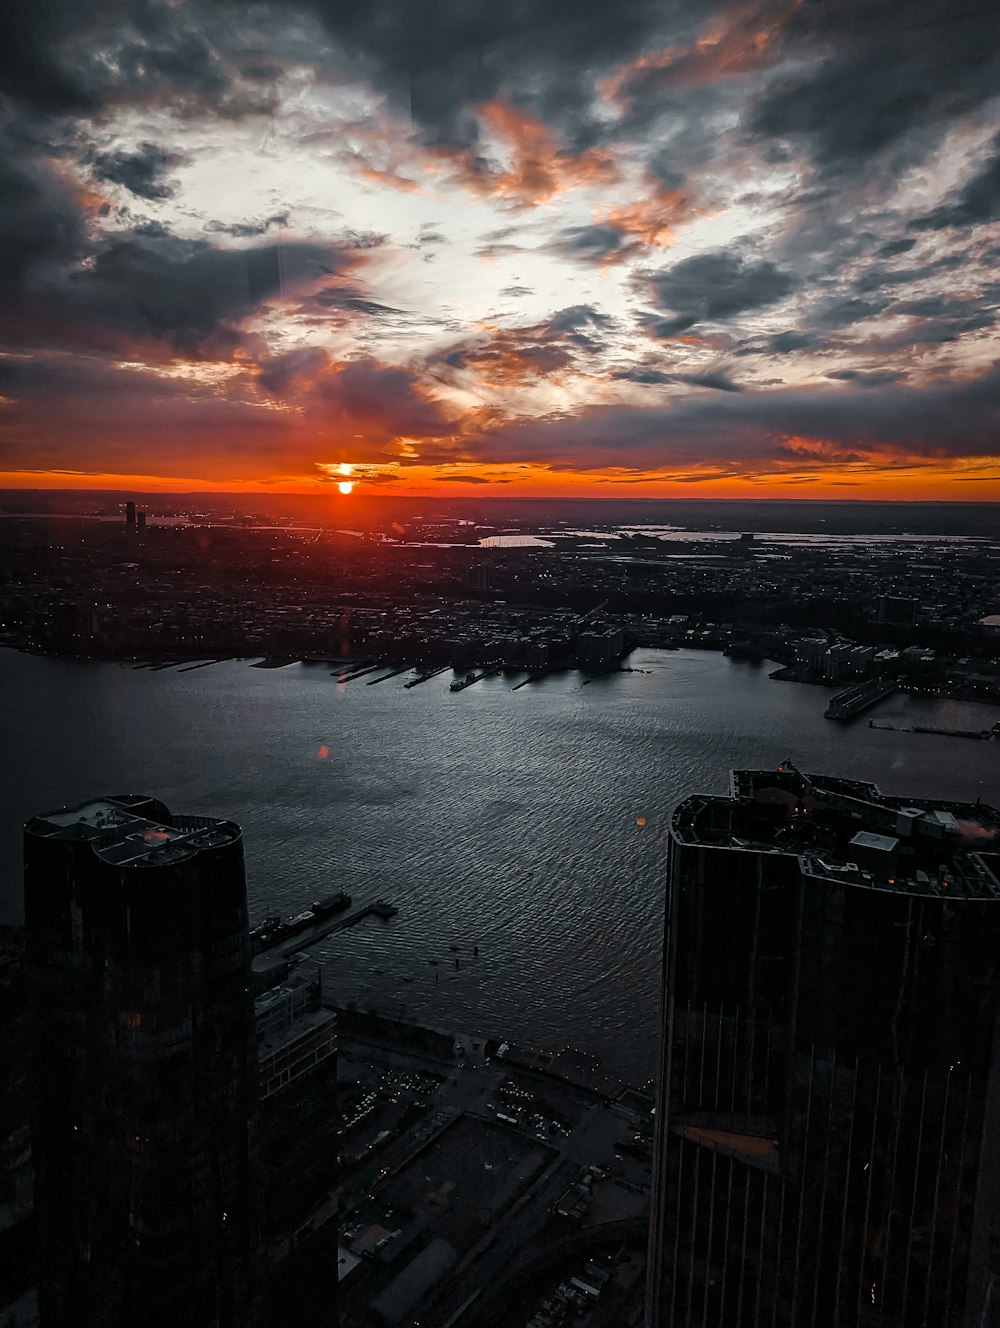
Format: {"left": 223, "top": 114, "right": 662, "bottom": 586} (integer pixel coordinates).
{"left": 1, "top": 1, "right": 998, "bottom": 499}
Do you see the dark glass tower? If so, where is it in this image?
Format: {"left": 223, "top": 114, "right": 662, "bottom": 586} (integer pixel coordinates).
{"left": 647, "top": 767, "right": 1000, "bottom": 1328}
{"left": 24, "top": 795, "right": 259, "bottom": 1328}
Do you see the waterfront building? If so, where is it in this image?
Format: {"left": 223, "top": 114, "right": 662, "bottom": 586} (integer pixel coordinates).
{"left": 647, "top": 767, "right": 1000, "bottom": 1328}
{"left": 23, "top": 796, "right": 259, "bottom": 1328}
{"left": 578, "top": 626, "right": 626, "bottom": 670}
{"left": 255, "top": 972, "right": 337, "bottom": 1235}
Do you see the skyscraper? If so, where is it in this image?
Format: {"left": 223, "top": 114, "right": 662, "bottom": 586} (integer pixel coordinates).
{"left": 23, "top": 795, "right": 259, "bottom": 1328}
{"left": 647, "top": 767, "right": 1000, "bottom": 1328}
{"left": 125, "top": 500, "right": 136, "bottom": 531}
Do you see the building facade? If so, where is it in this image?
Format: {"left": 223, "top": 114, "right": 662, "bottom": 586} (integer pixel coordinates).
{"left": 23, "top": 795, "right": 259, "bottom": 1328}
{"left": 255, "top": 972, "right": 337, "bottom": 1236}
{"left": 647, "top": 768, "right": 1000, "bottom": 1328}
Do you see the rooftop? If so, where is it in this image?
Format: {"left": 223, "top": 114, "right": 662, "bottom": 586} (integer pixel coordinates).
{"left": 672, "top": 766, "right": 1000, "bottom": 900}
{"left": 26, "top": 795, "right": 240, "bottom": 868}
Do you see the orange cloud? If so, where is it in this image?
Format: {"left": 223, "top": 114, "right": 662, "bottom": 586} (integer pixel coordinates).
{"left": 464, "top": 100, "right": 618, "bottom": 205}
{"left": 602, "top": 0, "right": 800, "bottom": 104}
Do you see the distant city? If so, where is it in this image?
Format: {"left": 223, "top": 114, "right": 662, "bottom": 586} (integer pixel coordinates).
{"left": 1, "top": 496, "right": 998, "bottom": 714}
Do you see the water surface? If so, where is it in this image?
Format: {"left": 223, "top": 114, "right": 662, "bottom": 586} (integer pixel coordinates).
{"left": 3, "top": 648, "right": 997, "bottom": 1083}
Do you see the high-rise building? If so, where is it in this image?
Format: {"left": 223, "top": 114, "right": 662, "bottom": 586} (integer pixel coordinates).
{"left": 648, "top": 767, "right": 1000, "bottom": 1328}
{"left": 23, "top": 796, "right": 259, "bottom": 1328}
{"left": 125, "top": 500, "right": 136, "bottom": 531}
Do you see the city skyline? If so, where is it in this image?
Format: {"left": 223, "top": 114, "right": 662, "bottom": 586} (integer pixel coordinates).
{"left": 2, "top": 1, "right": 1000, "bottom": 500}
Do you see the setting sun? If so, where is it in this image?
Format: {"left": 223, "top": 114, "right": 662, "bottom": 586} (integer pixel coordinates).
{"left": 337, "top": 480, "right": 353, "bottom": 495}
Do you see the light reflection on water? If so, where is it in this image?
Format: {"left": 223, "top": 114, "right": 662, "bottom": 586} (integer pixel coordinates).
{"left": 3, "top": 648, "right": 998, "bottom": 1084}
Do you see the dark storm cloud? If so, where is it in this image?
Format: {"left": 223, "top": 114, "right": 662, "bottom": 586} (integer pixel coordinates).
{"left": 877, "top": 237, "right": 917, "bottom": 258}
{"left": 548, "top": 223, "right": 640, "bottom": 266}
{"left": 0, "top": 347, "right": 455, "bottom": 476}
{"left": 810, "top": 295, "right": 891, "bottom": 330}
{"left": 62, "top": 234, "right": 323, "bottom": 351}
{"left": 315, "top": 358, "right": 450, "bottom": 435}
{"left": 681, "top": 371, "right": 742, "bottom": 392}
{"left": 432, "top": 473, "right": 508, "bottom": 483}
{"left": 90, "top": 142, "right": 189, "bottom": 200}
{"left": 204, "top": 211, "right": 290, "bottom": 237}
{"left": 4, "top": 228, "right": 345, "bottom": 356}
{"left": 748, "top": 0, "right": 1000, "bottom": 173}
{"left": 541, "top": 305, "right": 612, "bottom": 343}
{"left": 0, "top": 153, "right": 85, "bottom": 295}
{"left": 641, "top": 250, "right": 796, "bottom": 336}
{"left": 256, "top": 346, "right": 330, "bottom": 395}
{"left": 0, "top": 0, "right": 282, "bottom": 119}
{"left": 914, "top": 134, "right": 1000, "bottom": 231}
{"left": 612, "top": 368, "right": 673, "bottom": 384}
{"left": 284, "top": 0, "right": 718, "bottom": 147}
{"left": 612, "top": 367, "right": 742, "bottom": 392}
{"left": 827, "top": 368, "right": 906, "bottom": 388}
{"left": 768, "top": 331, "right": 813, "bottom": 354}
{"left": 458, "top": 361, "right": 1000, "bottom": 474}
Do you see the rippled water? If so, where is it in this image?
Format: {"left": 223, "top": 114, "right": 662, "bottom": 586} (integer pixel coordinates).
{"left": 3, "top": 648, "right": 998, "bottom": 1084}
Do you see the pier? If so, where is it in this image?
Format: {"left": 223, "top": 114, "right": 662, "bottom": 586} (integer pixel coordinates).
{"left": 870, "top": 720, "right": 999, "bottom": 741}
{"left": 404, "top": 665, "right": 450, "bottom": 688}
{"left": 450, "top": 667, "right": 499, "bottom": 692}
{"left": 331, "top": 661, "right": 380, "bottom": 681}
{"left": 253, "top": 899, "right": 399, "bottom": 968}
{"left": 825, "top": 678, "right": 895, "bottom": 721}
{"left": 367, "top": 665, "right": 414, "bottom": 685}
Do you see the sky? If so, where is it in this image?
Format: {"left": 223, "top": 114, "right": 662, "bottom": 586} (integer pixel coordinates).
{"left": 2, "top": 0, "right": 999, "bottom": 500}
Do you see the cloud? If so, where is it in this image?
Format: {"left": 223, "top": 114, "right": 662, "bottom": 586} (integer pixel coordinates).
{"left": 89, "top": 142, "right": 189, "bottom": 200}
{"left": 0, "top": 203, "right": 374, "bottom": 358}
{"left": 205, "top": 210, "right": 290, "bottom": 237}
{"left": 548, "top": 223, "right": 642, "bottom": 266}
{"left": 431, "top": 305, "right": 614, "bottom": 388}
{"left": 285, "top": 0, "right": 714, "bottom": 149}
{"left": 0, "top": 0, "right": 283, "bottom": 118}
{"left": 612, "top": 366, "right": 743, "bottom": 391}
{"left": 0, "top": 152, "right": 85, "bottom": 296}
{"left": 432, "top": 473, "right": 509, "bottom": 483}
{"left": 826, "top": 368, "right": 906, "bottom": 388}
{"left": 48, "top": 232, "right": 336, "bottom": 355}
{"left": 641, "top": 248, "right": 796, "bottom": 335}
{"left": 914, "top": 133, "right": 1000, "bottom": 230}
{"left": 748, "top": 0, "right": 1000, "bottom": 173}
{"left": 452, "top": 361, "right": 1000, "bottom": 476}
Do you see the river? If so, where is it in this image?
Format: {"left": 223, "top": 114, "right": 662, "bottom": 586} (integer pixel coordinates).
{"left": 3, "top": 647, "right": 997, "bottom": 1084}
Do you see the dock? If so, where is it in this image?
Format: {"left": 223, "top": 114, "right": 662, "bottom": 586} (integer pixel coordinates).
{"left": 253, "top": 899, "right": 399, "bottom": 967}
{"left": 870, "top": 720, "right": 998, "bottom": 741}
{"left": 825, "top": 678, "right": 895, "bottom": 721}
{"left": 332, "top": 661, "right": 380, "bottom": 681}
{"left": 449, "top": 667, "right": 498, "bottom": 692}
{"left": 404, "top": 666, "right": 450, "bottom": 688}
{"left": 367, "top": 665, "right": 414, "bottom": 685}
{"left": 512, "top": 669, "right": 554, "bottom": 691}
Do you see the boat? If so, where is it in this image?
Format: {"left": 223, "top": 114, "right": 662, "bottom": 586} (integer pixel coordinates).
{"left": 450, "top": 672, "right": 478, "bottom": 692}
{"left": 310, "top": 891, "right": 352, "bottom": 917}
